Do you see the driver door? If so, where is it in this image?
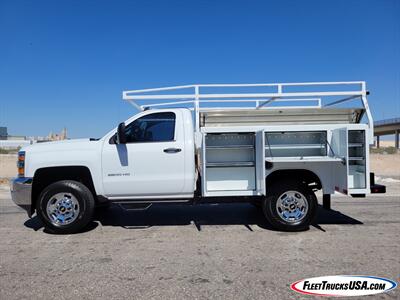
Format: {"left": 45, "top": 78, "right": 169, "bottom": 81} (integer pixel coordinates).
{"left": 101, "top": 110, "right": 186, "bottom": 198}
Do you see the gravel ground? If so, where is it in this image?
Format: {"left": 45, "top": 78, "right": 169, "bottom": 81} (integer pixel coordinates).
{"left": 0, "top": 184, "right": 399, "bottom": 300}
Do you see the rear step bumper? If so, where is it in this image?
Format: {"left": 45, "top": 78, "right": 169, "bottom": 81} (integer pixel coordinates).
{"left": 370, "top": 172, "right": 386, "bottom": 194}
{"left": 371, "top": 184, "right": 386, "bottom": 193}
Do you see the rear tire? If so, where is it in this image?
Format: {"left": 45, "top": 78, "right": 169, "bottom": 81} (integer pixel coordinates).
{"left": 263, "top": 180, "right": 317, "bottom": 231}
{"left": 36, "top": 180, "right": 95, "bottom": 234}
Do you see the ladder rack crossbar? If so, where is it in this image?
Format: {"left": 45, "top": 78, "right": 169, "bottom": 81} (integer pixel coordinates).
{"left": 141, "top": 98, "right": 322, "bottom": 108}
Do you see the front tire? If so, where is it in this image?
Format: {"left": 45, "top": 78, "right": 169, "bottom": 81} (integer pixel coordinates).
{"left": 36, "top": 180, "right": 95, "bottom": 234}
{"left": 263, "top": 180, "right": 317, "bottom": 231}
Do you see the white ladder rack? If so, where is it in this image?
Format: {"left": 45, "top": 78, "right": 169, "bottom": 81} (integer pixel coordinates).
{"left": 122, "top": 81, "right": 373, "bottom": 143}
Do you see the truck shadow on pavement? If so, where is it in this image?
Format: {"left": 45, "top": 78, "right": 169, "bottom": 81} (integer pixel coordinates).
{"left": 24, "top": 203, "right": 363, "bottom": 234}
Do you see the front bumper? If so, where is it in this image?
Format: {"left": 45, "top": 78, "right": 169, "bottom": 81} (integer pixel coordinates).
{"left": 10, "top": 177, "right": 33, "bottom": 215}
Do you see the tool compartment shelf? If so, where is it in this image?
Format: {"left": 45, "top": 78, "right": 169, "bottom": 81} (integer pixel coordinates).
{"left": 206, "top": 162, "right": 255, "bottom": 167}
{"left": 348, "top": 143, "right": 363, "bottom": 147}
{"left": 348, "top": 130, "right": 366, "bottom": 189}
{"left": 206, "top": 145, "right": 254, "bottom": 149}
{"left": 264, "top": 131, "right": 327, "bottom": 158}
{"left": 205, "top": 133, "right": 256, "bottom": 192}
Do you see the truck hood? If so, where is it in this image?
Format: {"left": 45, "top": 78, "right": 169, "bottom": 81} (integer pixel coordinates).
{"left": 21, "top": 138, "right": 101, "bottom": 153}
{"left": 20, "top": 138, "right": 104, "bottom": 179}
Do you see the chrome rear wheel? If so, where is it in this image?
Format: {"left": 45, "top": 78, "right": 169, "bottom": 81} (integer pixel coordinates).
{"left": 263, "top": 180, "right": 317, "bottom": 231}
{"left": 276, "top": 191, "right": 308, "bottom": 223}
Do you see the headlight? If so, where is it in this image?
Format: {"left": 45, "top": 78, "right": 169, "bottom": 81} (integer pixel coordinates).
{"left": 17, "top": 151, "right": 25, "bottom": 177}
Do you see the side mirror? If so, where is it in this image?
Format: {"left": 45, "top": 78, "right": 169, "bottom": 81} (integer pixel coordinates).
{"left": 116, "top": 122, "right": 127, "bottom": 144}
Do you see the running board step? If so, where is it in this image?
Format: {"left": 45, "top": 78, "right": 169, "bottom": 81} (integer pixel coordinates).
{"left": 118, "top": 203, "right": 152, "bottom": 211}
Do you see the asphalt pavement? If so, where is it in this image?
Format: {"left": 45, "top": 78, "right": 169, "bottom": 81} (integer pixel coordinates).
{"left": 0, "top": 186, "right": 399, "bottom": 299}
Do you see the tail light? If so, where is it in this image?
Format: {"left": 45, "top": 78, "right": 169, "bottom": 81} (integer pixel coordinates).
{"left": 17, "top": 151, "right": 25, "bottom": 177}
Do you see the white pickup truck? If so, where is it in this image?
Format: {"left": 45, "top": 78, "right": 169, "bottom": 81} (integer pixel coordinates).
{"left": 11, "top": 82, "right": 385, "bottom": 233}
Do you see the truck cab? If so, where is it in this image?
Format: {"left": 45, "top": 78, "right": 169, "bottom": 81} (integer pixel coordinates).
{"left": 101, "top": 109, "right": 195, "bottom": 199}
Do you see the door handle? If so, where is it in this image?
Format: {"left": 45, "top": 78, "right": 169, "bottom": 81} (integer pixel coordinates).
{"left": 163, "top": 148, "right": 182, "bottom": 153}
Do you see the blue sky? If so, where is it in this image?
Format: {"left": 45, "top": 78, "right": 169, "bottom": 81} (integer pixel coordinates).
{"left": 0, "top": 0, "right": 399, "bottom": 138}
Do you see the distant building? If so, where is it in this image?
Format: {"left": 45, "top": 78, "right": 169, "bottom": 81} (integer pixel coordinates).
{"left": 0, "top": 127, "right": 68, "bottom": 149}
{"left": 0, "top": 126, "right": 31, "bottom": 148}
{"left": 47, "top": 127, "right": 68, "bottom": 141}
{"left": 0, "top": 127, "right": 7, "bottom": 140}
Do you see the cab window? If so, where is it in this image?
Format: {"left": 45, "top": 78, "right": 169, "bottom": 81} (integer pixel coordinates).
{"left": 125, "top": 112, "right": 175, "bottom": 143}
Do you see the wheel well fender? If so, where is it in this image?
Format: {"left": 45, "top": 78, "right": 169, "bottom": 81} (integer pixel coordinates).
{"left": 31, "top": 166, "right": 97, "bottom": 214}
{"left": 265, "top": 169, "right": 322, "bottom": 191}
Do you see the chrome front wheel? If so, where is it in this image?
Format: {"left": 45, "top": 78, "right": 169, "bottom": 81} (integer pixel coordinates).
{"left": 46, "top": 193, "right": 80, "bottom": 226}
{"left": 37, "top": 180, "right": 95, "bottom": 234}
